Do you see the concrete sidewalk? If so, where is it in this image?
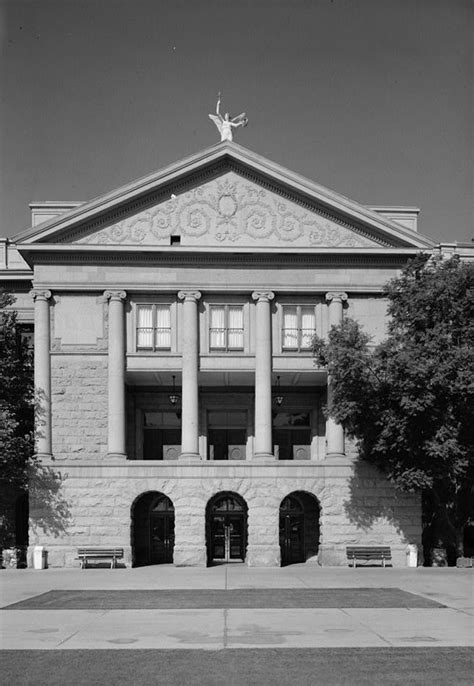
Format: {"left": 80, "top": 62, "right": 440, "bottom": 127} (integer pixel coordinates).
{"left": 1, "top": 565, "right": 473, "bottom": 650}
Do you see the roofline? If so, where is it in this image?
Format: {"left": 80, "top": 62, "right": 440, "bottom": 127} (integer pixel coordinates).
{"left": 13, "top": 142, "right": 437, "bottom": 250}
{"left": 17, "top": 243, "right": 429, "bottom": 260}
{"left": 13, "top": 142, "right": 231, "bottom": 242}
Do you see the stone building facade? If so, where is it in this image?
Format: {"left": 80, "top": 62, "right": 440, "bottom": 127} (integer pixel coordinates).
{"left": 2, "top": 142, "right": 468, "bottom": 568}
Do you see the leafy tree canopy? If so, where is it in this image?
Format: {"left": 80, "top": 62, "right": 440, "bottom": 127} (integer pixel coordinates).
{"left": 0, "top": 291, "right": 35, "bottom": 548}
{"left": 314, "top": 255, "right": 474, "bottom": 555}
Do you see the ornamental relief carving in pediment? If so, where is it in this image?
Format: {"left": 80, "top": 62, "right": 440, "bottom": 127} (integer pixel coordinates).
{"left": 76, "top": 172, "right": 381, "bottom": 247}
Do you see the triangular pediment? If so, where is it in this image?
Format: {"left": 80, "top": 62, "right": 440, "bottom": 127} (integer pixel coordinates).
{"left": 14, "top": 142, "right": 436, "bottom": 251}
{"left": 75, "top": 171, "right": 384, "bottom": 248}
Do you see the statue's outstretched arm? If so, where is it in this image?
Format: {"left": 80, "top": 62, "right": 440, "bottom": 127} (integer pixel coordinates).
{"left": 231, "top": 112, "right": 248, "bottom": 128}
{"left": 216, "top": 92, "right": 221, "bottom": 117}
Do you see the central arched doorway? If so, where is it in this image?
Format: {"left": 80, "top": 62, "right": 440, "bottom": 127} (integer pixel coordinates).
{"left": 279, "top": 492, "right": 320, "bottom": 566}
{"left": 206, "top": 492, "right": 248, "bottom": 564}
{"left": 131, "top": 492, "right": 175, "bottom": 566}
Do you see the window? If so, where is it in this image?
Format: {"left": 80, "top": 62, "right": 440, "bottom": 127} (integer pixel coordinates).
{"left": 137, "top": 305, "right": 171, "bottom": 350}
{"left": 207, "top": 411, "right": 247, "bottom": 460}
{"left": 282, "top": 306, "right": 316, "bottom": 351}
{"left": 273, "top": 412, "right": 311, "bottom": 460}
{"left": 143, "top": 411, "right": 181, "bottom": 460}
{"left": 209, "top": 305, "right": 244, "bottom": 351}
{"left": 17, "top": 324, "right": 34, "bottom": 352}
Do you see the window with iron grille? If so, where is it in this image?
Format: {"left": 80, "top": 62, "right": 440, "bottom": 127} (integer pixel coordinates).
{"left": 136, "top": 304, "right": 171, "bottom": 350}
{"left": 209, "top": 305, "right": 244, "bottom": 351}
{"left": 282, "top": 305, "right": 316, "bottom": 351}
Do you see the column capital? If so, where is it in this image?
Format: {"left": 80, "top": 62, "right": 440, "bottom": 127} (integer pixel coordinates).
{"left": 252, "top": 291, "right": 275, "bottom": 303}
{"left": 178, "top": 290, "right": 201, "bottom": 302}
{"left": 325, "top": 292, "right": 348, "bottom": 304}
{"left": 30, "top": 289, "right": 52, "bottom": 302}
{"left": 103, "top": 290, "right": 127, "bottom": 303}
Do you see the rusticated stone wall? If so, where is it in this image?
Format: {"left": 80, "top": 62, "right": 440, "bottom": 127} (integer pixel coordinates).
{"left": 28, "top": 462, "right": 421, "bottom": 569}
{"left": 51, "top": 354, "right": 108, "bottom": 460}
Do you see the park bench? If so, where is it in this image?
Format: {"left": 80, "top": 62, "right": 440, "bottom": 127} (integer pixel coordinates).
{"left": 77, "top": 547, "right": 124, "bottom": 569}
{"left": 346, "top": 546, "right": 392, "bottom": 568}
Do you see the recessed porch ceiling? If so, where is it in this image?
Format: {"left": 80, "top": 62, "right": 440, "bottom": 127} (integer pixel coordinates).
{"left": 125, "top": 370, "right": 327, "bottom": 387}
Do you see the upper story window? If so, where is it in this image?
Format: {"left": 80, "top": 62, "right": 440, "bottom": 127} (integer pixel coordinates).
{"left": 209, "top": 305, "right": 244, "bottom": 351}
{"left": 17, "top": 324, "right": 34, "bottom": 353}
{"left": 282, "top": 305, "right": 316, "bottom": 351}
{"left": 136, "top": 304, "right": 171, "bottom": 350}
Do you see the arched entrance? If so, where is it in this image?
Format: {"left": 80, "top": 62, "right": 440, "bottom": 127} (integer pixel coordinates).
{"left": 131, "top": 492, "right": 175, "bottom": 566}
{"left": 279, "top": 491, "right": 320, "bottom": 566}
{"left": 206, "top": 492, "right": 248, "bottom": 564}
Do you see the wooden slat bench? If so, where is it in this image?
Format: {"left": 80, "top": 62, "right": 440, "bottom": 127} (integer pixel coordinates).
{"left": 346, "top": 546, "right": 392, "bottom": 568}
{"left": 77, "top": 548, "right": 124, "bottom": 569}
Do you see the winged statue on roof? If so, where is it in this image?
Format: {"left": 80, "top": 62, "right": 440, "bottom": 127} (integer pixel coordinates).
{"left": 209, "top": 92, "right": 248, "bottom": 142}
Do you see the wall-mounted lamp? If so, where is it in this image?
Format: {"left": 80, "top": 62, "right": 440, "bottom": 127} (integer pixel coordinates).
{"left": 274, "top": 375, "right": 284, "bottom": 406}
{"left": 168, "top": 375, "right": 181, "bottom": 406}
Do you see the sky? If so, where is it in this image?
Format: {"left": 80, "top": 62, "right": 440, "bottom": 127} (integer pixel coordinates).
{"left": 0, "top": 0, "right": 472, "bottom": 243}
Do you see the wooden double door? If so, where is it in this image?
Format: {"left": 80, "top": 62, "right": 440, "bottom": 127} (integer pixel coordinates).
{"left": 279, "top": 495, "right": 305, "bottom": 565}
{"left": 207, "top": 493, "right": 247, "bottom": 563}
{"left": 150, "top": 496, "right": 175, "bottom": 564}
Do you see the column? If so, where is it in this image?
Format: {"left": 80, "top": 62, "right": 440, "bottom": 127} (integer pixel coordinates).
{"left": 30, "top": 289, "right": 52, "bottom": 458}
{"left": 325, "top": 292, "right": 348, "bottom": 457}
{"left": 104, "top": 290, "right": 127, "bottom": 458}
{"left": 252, "top": 291, "right": 275, "bottom": 461}
{"left": 178, "top": 291, "right": 201, "bottom": 461}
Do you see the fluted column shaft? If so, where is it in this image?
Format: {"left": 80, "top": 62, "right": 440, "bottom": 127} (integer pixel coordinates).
{"left": 325, "top": 292, "right": 348, "bottom": 457}
{"left": 31, "top": 289, "right": 52, "bottom": 458}
{"left": 104, "top": 290, "right": 127, "bottom": 458}
{"left": 252, "top": 291, "right": 275, "bottom": 460}
{"left": 178, "top": 291, "right": 201, "bottom": 460}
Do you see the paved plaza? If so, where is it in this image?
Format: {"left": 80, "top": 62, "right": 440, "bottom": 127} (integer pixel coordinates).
{"left": 1, "top": 564, "right": 473, "bottom": 683}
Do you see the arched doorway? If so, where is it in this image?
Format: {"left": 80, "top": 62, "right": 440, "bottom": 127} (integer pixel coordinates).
{"left": 131, "top": 492, "right": 175, "bottom": 566}
{"left": 206, "top": 492, "right": 247, "bottom": 564}
{"left": 279, "top": 492, "right": 320, "bottom": 566}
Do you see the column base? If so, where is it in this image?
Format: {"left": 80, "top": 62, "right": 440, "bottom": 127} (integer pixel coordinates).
{"left": 178, "top": 452, "right": 202, "bottom": 462}
{"left": 106, "top": 452, "right": 128, "bottom": 460}
{"left": 253, "top": 452, "right": 276, "bottom": 462}
{"left": 325, "top": 452, "right": 346, "bottom": 460}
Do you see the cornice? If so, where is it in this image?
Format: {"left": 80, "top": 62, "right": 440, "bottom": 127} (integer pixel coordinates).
{"left": 22, "top": 247, "right": 418, "bottom": 268}
{"left": 32, "top": 283, "right": 395, "bottom": 294}
{"left": 13, "top": 142, "right": 436, "bottom": 250}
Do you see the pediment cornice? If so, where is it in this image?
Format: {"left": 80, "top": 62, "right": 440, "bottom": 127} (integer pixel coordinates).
{"left": 14, "top": 142, "right": 436, "bottom": 250}
{"left": 19, "top": 244, "right": 420, "bottom": 268}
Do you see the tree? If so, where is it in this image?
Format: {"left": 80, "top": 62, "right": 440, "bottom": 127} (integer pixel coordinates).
{"left": 313, "top": 255, "right": 474, "bottom": 560}
{"left": 0, "top": 291, "right": 35, "bottom": 553}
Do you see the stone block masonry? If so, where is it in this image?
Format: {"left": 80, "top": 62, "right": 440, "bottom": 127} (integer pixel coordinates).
{"left": 51, "top": 355, "right": 108, "bottom": 460}
{"left": 27, "top": 462, "right": 421, "bottom": 569}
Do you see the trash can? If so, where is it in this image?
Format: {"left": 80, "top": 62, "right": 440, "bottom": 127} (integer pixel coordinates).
{"left": 33, "top": 546, "right": 46, "bottom": 570}
{"left": 406, "top": 544, "right": 418, "bottom": 567}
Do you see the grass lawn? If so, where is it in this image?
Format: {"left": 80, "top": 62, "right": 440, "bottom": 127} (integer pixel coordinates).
{"left": 1, "top": 648, "right": 472, "bottom": 685}
{"left": 3, "top": 587, "right": 444, "bottom": 610}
